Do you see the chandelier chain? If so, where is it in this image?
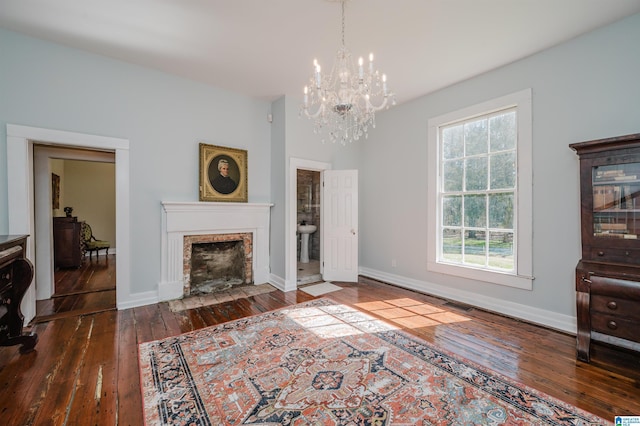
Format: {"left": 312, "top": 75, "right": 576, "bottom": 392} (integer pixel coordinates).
{"left": 341, "top": 1, "right": 345, "bottom": 47}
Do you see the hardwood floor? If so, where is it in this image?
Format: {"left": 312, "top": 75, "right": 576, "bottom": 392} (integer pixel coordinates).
{"left": 1, "top": 264, "right": 639, "bottom": 425}
{"left": 35, "top": 255, "right": 116, "bottom": 323}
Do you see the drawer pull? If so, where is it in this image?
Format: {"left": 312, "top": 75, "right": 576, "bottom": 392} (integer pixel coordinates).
{"left": 597, "top": 251, "right": 605, "bottom": 256}
{"left": 606, "top": 301, "right": 618, "bottom": 310}
{"left": 607, "top": 321, "right": 618, "bottom": 330}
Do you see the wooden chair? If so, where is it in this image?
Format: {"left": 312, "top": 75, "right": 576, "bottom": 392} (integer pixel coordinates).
{"left": 81, "top": 222, "right": 110, "bottom": 260}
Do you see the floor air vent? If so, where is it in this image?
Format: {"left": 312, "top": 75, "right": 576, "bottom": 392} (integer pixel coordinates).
{"left": 443, "top": 301, "right": 473, "bottom": 311}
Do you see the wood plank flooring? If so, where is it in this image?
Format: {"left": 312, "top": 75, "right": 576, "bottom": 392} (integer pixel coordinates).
{"left": 1, "top": 259, "right": 639, "bottom": 425}
{"left": 34, "top": 255, "right": 116, "bottom": 323}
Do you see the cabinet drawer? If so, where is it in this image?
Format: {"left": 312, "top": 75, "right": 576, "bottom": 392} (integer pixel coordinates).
{"left": 589, "top": 247, "right": 640, "bottom": 264}
{"left": 591, "top": 313, "right": 640, "bottom": 343}
{"left": 590, "top": 275, "right": 640, "bottom": 300}
{"left": 591, "top": 295, "right": 640, "bottom": 322}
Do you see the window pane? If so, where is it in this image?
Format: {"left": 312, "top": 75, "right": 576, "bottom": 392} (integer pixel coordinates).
{"left": 464, "top": 195, "right": 486, "bottom": 227}
{"left": 442, "top": 228, "right": 462, "bottom": 263}
{"left": 464, "top": 119, "right": 488, "bottom": 156}
{"left": 488, "top": 193, "right": 514, "bottom": 229}
{"left": 443, "top": 159, "right": 463, "bottom": 192}
{"left": 465, "top": 157, "right": 488, "bottom": 191}
{"left": 443, "top": 125, "right": 464, "bottom": 159}
{"left": 464, "top": 230, "right": 486, "bottom": 266}
{"left": 490, "top": 151, "right": 516, "bottom": 189}
{"left": 488, "top": 231, "right": 514, "bottom": 270}
{"left": 442, "top": 196, "right": 462, "bottom": 226}
{"left": 490, "top": 111, "right": 516, "bottom": 152}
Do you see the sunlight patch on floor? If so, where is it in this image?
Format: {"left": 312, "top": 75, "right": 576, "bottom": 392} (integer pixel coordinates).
{"left": 354, "top": 297, "right": 472, "bottom": 329}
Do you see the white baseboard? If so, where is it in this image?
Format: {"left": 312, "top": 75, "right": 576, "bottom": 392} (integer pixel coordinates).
{"left": 359, "top": 267, "right": 577, "bottom": 335}
{"left": 117, "top": 290, "right": 158, "bottom": 310}
{"left": 269, "top": 274, "right": 286, "bottom": 292}
{"left": 269, "top": 274, "right": 297, "bottom": 292}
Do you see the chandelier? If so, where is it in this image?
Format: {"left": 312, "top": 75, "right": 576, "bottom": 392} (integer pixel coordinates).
{"left": 301, "top": 0, "right": 395, "bottom": 145}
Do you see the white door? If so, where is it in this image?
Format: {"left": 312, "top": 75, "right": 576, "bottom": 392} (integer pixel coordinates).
{"left": 322, "top": 170, "right": 358, "bottom": 282}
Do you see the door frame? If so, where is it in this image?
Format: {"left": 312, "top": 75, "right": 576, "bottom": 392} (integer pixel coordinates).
{"left": 288, "top": 158, "right": 331, "bottom": 291}
{"left": 7, "top": 124, "right": 130, "bottom": 324}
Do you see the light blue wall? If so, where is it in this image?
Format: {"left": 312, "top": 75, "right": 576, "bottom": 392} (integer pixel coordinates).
{"left": 269, "top": 97, "right": 286, "bottom": 279}
{"left": 356, "top": 12, "right": 640, "bottom": 324}
{"left": 0, "top": 28, "right": 271, "bottom": 295}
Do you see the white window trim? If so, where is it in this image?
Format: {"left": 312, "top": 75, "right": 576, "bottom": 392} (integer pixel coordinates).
{"left": 427, "top": 89, "right": 533, "bottom": 290}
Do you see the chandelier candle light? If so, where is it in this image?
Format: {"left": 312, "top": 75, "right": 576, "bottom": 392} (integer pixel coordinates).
{"left": 301, "top": 0, "right": 395, "bottom": 145}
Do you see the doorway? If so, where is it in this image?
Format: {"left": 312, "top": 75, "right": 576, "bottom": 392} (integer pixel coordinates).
{"left": 6, "top": 124, "right": 130, "bottom": 325}
{"left": 34, "top": 149, "right": 117, "bottom": 321}
{"left": 288, "top": 158, "right": 331, "bottom": 290}
{"left": 296, "top": 169, "right": 322, "bottom": 285}
{"left": 288, "top": 159, "right": 359, "bottom": 288}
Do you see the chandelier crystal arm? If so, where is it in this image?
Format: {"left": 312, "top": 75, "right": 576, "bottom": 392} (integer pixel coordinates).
{"left": 300, "top": 0, "right": 395, "bottom": 145}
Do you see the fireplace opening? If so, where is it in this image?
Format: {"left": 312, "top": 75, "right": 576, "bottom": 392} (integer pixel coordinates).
{"left": 190, "top": 240, "right": 246, "bottom": 295}
{"left": 183, "top": 232, "right": 253, "bottom": 297}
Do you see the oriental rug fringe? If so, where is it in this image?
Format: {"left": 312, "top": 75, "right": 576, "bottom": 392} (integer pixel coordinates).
{"left": 138, "top": 298, "right": 609, "bottom": 425}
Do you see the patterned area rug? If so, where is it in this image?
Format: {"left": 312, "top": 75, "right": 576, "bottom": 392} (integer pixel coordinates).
{"left": 138, "top": 299, "right": 609, "bottom": 425}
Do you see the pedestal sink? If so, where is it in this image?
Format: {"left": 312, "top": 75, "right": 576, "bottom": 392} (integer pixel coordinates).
{"left": 297, "top": 224, "right": 317, "bottom": 263}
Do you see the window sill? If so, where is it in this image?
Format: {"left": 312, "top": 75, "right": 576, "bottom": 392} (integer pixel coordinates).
{"left": 427, "top": 261, "right": 533, "bottom": 290}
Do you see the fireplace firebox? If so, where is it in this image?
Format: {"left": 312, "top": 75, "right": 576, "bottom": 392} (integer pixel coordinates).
{"left": 183, "top": 232, "right": 253, "bottom": 296}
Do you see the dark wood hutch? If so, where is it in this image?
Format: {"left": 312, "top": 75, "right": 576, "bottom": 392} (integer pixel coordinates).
{"left": 53, "top": 216, "right": 84, "bottom": 268}
{"left": 570, "top": 133, "right": 640, "bottom": 362}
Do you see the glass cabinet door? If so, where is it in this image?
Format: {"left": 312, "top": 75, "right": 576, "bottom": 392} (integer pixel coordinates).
{"left": 593, "top": 162, "right": 640, "bottom": 239}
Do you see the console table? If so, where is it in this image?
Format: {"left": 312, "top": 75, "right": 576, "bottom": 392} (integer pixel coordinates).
{"left": 0, "top": 235, "right": 38, "bottom": 354}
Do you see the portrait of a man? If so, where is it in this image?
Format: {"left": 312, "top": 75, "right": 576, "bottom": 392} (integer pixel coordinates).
{"left": 209, "top": 156, "right": 238, "bottom": 194}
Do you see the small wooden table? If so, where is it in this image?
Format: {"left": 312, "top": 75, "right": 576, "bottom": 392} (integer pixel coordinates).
{"left": 0, "top": 235, "right": 38, "bottom": 354}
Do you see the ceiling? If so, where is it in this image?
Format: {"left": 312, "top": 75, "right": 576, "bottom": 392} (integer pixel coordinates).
{"left": 1, "top": 0, "right": 640, "bottom": 105}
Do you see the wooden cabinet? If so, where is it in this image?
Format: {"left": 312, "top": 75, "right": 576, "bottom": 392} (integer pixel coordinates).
{"left": 0, "top": 235, "right": 38, "bottom": 353}
{"left": 570, "top": 133, "right": 640, "bottom": 362}
{"left": 53, "top": 217, "right": 83, "bottom": 268}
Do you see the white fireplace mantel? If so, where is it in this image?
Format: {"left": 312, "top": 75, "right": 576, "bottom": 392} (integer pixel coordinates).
{"left": 159, "top": 201, "right": 273, "bottom": 301}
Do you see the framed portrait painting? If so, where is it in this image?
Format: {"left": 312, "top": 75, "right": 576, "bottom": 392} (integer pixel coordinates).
{"left": 52, "top": 173, "right": 60, "bottom": 209}
{"left": 199, "top": 143, "right": 248, "bottom": 202}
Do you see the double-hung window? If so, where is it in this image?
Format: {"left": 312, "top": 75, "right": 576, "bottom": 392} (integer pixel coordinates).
{"left": 427, "top": 89, "right": 533, "bottom": 289}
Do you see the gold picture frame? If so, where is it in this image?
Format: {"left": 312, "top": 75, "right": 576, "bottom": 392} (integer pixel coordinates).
{"left": 199, "top": 143, "right": 248, "bottom": 202}
{"left": 52, "top": 173, "right": 60, "bottom": 209}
